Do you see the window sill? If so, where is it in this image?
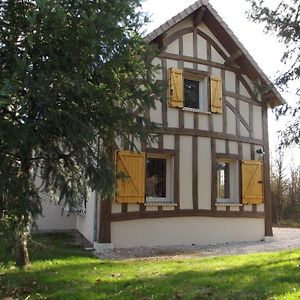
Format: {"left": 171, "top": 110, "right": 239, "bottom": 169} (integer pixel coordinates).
{"left": 144, "top": 202, "right": 177, "bottom": 207}
{"left": 182, "top": 107, "right": 211, "bottom": 114}
{"left": 215, "top": 203, "right": 243, "bottom": 207}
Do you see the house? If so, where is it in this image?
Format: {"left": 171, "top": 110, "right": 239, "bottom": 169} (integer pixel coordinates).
{"left": 36, "top": 0, "right": 284, "bottom": 250}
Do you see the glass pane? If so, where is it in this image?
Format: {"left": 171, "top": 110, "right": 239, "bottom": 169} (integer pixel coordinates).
{"left": 217, "top": 162, "right": 230, "bottom": 198}
{"left": 199, "top": 78, "right": 208, "bottom": 112}
{"left": 184, "top": 79, "right": 199, "bottom": 109}
{"left": 146, "top": 158, "right": 166, "bottom": 198}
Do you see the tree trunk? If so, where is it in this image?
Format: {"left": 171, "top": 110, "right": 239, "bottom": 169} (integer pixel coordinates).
{"left": 16, "top": 227, "right": 30, "bottom": 268}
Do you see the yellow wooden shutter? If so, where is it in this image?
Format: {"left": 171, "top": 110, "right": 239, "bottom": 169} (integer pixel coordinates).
{"left": 210, "top": 76, "right": 223, "bottom": 113}
{"left": 115, "top": 151, "right": 145, "bottom": 204}
{"left": 242, "top": 160, "right": 264, "bottom": 204}
{"left": 168, "top": 68, "right": 183, "bottom": 108}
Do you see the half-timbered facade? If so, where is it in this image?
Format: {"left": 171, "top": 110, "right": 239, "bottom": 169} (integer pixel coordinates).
{"left": 36, "top": 0, "right": 284, "bottom": 249}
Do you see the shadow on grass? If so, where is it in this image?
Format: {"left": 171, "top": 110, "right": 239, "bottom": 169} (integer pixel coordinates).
{"left": 1, "top": 244, "right": 300, "bottom": 300}
{"left": 0, "top": 232, "right": 82, "bottom": 266}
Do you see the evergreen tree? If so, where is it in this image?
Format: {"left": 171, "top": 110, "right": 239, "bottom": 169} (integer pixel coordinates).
{"left": 247, "top": 0, "right": 300, "bottom": 145}
{"left": 0, "top": 0, "right": 159, "bottom": 267}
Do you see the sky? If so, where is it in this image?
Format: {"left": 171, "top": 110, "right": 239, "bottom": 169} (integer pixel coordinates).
{"left": 141, "top": 0, "right": 300, "bottom": 167}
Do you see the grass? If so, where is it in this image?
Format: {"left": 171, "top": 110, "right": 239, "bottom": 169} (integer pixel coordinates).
{"left": 0, "top": 233, "right": 300, "bottom": 300}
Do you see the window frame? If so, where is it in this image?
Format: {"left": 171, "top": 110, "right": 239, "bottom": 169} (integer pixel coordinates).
{"left": 145, "top": 152, "right": 174, "bottom": 204}
{"left": 183, "top": 68, "right": 209, "bottom": 113}
{"left": 215, "top": 154, "right": 240, "bottom": 205}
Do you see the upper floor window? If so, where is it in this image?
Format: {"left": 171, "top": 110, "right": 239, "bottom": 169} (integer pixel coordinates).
{"left": 184, "top": 71, "right": 208, "bottom": 111}
{"left": 168, "top": 67, "right": 222, "bottom": 114}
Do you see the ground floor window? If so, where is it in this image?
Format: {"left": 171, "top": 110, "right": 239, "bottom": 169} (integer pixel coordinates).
{"left": 146, "top": 154, "right": 173, "bottom": 203}
{"left": 216, "top": 158, "right": 239, "bottom": 204}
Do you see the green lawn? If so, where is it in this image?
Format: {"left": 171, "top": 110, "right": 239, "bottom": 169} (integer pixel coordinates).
{"left": 1, "top": 233, "right": 300, "bottom": 300}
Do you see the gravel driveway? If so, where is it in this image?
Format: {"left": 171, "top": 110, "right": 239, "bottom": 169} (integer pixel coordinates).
{"left": 96, "top": 227, "right": 300, "bottom": 260}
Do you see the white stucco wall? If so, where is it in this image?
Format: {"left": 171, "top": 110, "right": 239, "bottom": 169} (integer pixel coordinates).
{"left": 253, "top": 106, "right": 263, "bottom": 139}
{"left": 213, "top": 114, "right": 223, "bottom": 132}
{"left": 211, "top": 47, "right": 225, "bottom": 64}
{"left": 182, "top": 33, "right": 194, "bottom": 57}
{"left": 226, "top": 108, "right": 236, "bottom": 135}
{"left": 198, "top": 114, "right": 209, "bottom": 130}
{"left": 166, "top": 40, "right": 179, "bottom": 55}
{"left": 167, "top": 107, "right": 179, "bottom": 128}
{"left": 198, "top": 23, "right": 230, "bottom": 57}
{"left": 166, "top": 16, "right": 191, "bottom": 37}
{"left": 76, "top": 192, "right": 97, "bottom": 243}
{"left": 35, "top": 190, "right": 99, "bottom": 244}
{"left": 184, "top": 111, "right": 194, "bottom": 129}
{"left": 35, "top": 197, "right": 76, "bottom": 231}
{"left": 240, "top": 101, "right": 249, "bottom": 123}
{"left": 150, "top": 99, "right": 162, "bottom": 125}
{"left": 225, "top": 70, "right": 236, "bottom": 92}
{"left": 179, "top": 136, "right": 193, "bottom": 209}
{"left": 197, "top": 35, "right": 207, "bottom": 59}
{"left": 198, "top": 137, "right": 211, "bottom": 210}
{"left": 111, "top": 217, "right": 265, "bottom": 248}
{"left": 164, "top": 135, "right": 175, "bottom": 149}
{"left": 216, "top": 139, "right": 226, "bottom": 153}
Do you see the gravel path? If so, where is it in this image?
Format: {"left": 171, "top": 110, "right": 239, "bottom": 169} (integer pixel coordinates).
{"left": 96, "top": 227, "right": 300, "bottom": 260}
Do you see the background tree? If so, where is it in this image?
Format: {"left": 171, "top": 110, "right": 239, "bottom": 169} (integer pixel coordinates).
{"left": 270, "top": 149, "right": 287, "bottom": 223}
{"left": 247, "top": 0, "right": 300, "bottom": 145}
{"left": 0, "top": 0, "right": 159, "bottom": 267}
{"left": 288, "top": 159, "right": 300, "bottom": 209}
{"left": 270, "top": 152, "right": 300, "bottom": 226}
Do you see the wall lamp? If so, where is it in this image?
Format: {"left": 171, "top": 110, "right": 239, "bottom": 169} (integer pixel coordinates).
{"left": 256, "top": 148, "right": 265, "bottom": 155}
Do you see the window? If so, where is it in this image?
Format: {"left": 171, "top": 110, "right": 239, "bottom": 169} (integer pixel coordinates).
{"left": 169, "top": 68, "right": 222, "bottom": 113}
{"left": 183, "top": 72, "right": 208, "bottom": 112}
{"left": 115, "top": 151, "right": 175, "bottom": 204}
{"left": 216, "top": 159, "right": 239, "bottom": 204}
{"left": 217, "top": 161, "right": 230, "bottom": 199}
{"left": 146, "top": 154, "right": 173, "bottom": 203}
{"left": 146, "top": 158, "right": 166, "bottom": 198}
{"left": 184, "top": 79, "right": 199, "bottom": 109}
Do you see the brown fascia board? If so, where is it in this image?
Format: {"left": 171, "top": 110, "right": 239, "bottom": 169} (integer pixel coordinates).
{"left": 145, "top": 0, "right": 285, "bottom": 108}
{"left": 203, "top": 5, "right": 285, "bottom": 107}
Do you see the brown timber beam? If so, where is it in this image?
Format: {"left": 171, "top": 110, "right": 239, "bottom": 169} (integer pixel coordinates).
{"left": 98, "top": 198, "right": 111, "bottom": 243}
{"left": 225, "top": 49, "right": 243, "bottom": 66}
{"left": 152, "top": 33, "right": 167, "bottom": 50}
{"left": 193, "top": 6, "right": 207, "bottom": 27}
{"left": 110, "top": 209, "right": 265, "bottom": 222}
{"left": 262, "top": 103, "right": 273, "bottom": 236}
